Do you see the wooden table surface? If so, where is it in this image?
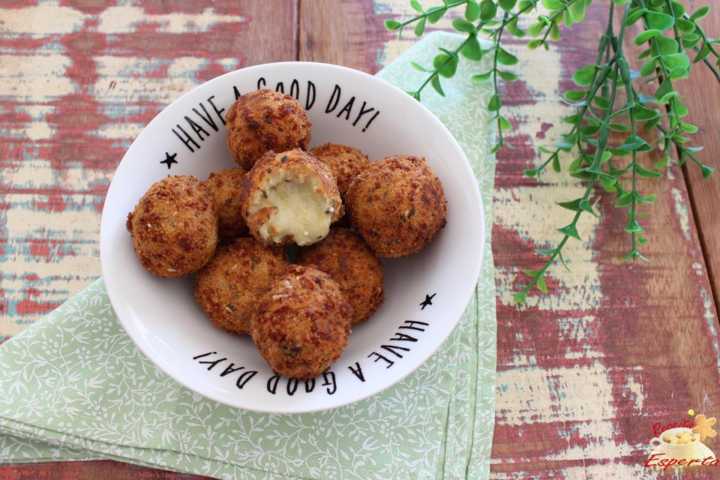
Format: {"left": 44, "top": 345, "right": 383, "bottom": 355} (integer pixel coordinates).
{"left": 1, "top": 0, "right": 719, "bottom": 478}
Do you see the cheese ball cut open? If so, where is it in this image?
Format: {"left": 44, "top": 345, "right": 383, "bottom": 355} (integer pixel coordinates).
{"left": 298, "top": 228, "right": 383, "bottom": 326}
{"left": 226, "top": 89, "right": 312, "bottom": 170}
{"left": 203, "top": 167, "right": 248, "bottom": 242}
{"left": 241, "top": 149, "right": 343, "bottom": 247}
{"left": 347, "top": 155, "right": 447, "bottom": 257}
{"left": 251, "top": 265, "right": 352, "bottom": 379}
{"left": 126, "top": 175, "right": 218, "bottom": 277}
{"left": 194, "top": 237, "right": 288, "bottom": 335}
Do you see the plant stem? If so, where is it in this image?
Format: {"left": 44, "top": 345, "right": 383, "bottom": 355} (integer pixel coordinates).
{"left": 492, "top": 13, "right": 509, "bottom": 150}
{"left": 397, "top": 0, "right": 469, "bottom": 29}
{"left": 540, "top": 0, "right": 583, "bottom": 45}
{"left": 518, "top": 8, "right": 630, "bottom": 300}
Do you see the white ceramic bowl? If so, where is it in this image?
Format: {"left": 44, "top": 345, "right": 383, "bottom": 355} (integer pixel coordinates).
{"left": 101, "top": 62, "right": 484, "bottom": 413}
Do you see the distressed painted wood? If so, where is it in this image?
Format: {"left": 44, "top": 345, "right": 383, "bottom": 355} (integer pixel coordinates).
{"left": 299, "top": 0, "right": 720, "bottom": 478}
{"left": 676, "top": 0, "right": 720, "bottom": 311}
{"left": 2, "top": 0, "right": 720, "bottom": 478}
{"left": 0, "top": 0, "right": 296, "bottom": 478}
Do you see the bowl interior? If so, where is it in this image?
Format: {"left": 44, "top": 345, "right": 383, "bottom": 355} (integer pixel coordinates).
{"left": 101, "top": 62, "right": 484, "bottom": 413}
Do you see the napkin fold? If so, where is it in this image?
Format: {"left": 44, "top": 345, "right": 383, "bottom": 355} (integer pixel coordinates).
{"left": 0, "top": 32, "right": 497, "bottom": 480}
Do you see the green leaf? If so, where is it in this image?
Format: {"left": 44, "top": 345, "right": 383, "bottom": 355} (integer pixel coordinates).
{"left": 625, "top": 219, "right": 644, "bottom": 234}
{"left": 461, "top": 35, "right": 484, "bottom": 60}
{"left": 558, "top": 198, "right": 594, "bottom": 214}
{"left": 480, "top": 0, "right": 497, "bottom": 20}
{"left": 528, "top": 39, "right": 544, "bottom": 49}
{"left": 410, "top": 61, "right": 431, "bottom": 72}
{"left": 497, "top": 47, "right": 519, "bottom": 65}
{"left": 626, "top": 8, "right": 647, "bottom": 26}
{"left": 524, "top": 168, "right": 539, "bottom": 177}
{"left": 670, "top": 1, "right": 686, "bottom": 17}
{"left": 567, "top": 0, "right": 588, "bottom": 24}
{"left": 488, "top": 94, "right": 501, "bottom": 111}
{"left": 410, "top": 0, "right": 423, "bottom": 12}
{"left": 433, "top": 52, "right": 458, "bottom": 77}
{"left": 414, "top": 17, "right": 426, "bottom": 36}
{"left": 594, "top": 96, "right": 611, "bottom": 109}
{"left": 615, "top": 191, "right": 633, "bottom": 207}
{"left": 610, "top": 123, "right": 630, "bottom": 132}
{"left": 453, "top": 18, "right": 476, "bottom": 33}
{"left": 681, "top": 122, "right": 699, "bottom": 134}
{"left": 600, "top": 176, "right": 618, "bottom": 192}
{"left": 499, "top": 115, "right": 512, "bottom": 131}
{"left": 498, "top": 0, "right": 517, "bottom": 11}
{"left": 645, "top": 11, "right": 675, "bottom": 31}
{"left": 431, "top": 76, "right": 445, "bottom": 96}
{"left": 640, "top": 59, "right": 657, "bottom": 77}
{"left": 557, "top": 199, "right": 583, "bottom": 212}
{"left": 633, "top": 105, "right": 660, "bottom": 121}
{"left": 655, "top": 36, "right": 679, "bottom": 54}
{"left": 426, "top": 5, "right": 447, "bottom": 23}
{"left": 694, "top": 44, "right": 711, "bottom": 63}
{"left": 634, "top": 29, "right": 661, "bottom": 45}
{"left": 527, "top": 21, "right": 545, "bottom": 37}
{"left": 700, "top": 164, "right": 715, "bottom": 178}
{"left": 563, "top": 89, "right": 586, "bottom": 102}
{"left": 384, "top": 19, "right": 403, "bottom": 31}
{"left": 472, "top": 71, "right": 493, "bottom": 82}
{"left": 558, "top": 223, "right": 581, "bottom": 240}
{"left": 465, "top": 0, "right": 481, "bottom": 20}
{"left": 572, "top": 64, "right": 596, "bottom": 86}
{"left": 635, "top": 164, "right": 662, "bottom": 178}
{"left": 513, "top": 291, "right": 527, "bottom": 304}
{"left": 655, "top": 78, "right": 677, "bottom": 103}
{"left": 536, "top": 275, "right": 549, "bottom": 294}
{"left": 523, "top": 268, "right": 541, "bottom": 278}
{"left": 498, "top": 70, "right": 518, "bottom": 81}
{"left": 690, "top": 6, "right": 711, "bottom": 22}
{"left": 677, "top": 18, "right": 696, "bottom": 33}
{"left": 663, "top": 52, "right": 690, "bottom": 71}
{"left": 542, "top": 0, "right": 563, "bottom": 10}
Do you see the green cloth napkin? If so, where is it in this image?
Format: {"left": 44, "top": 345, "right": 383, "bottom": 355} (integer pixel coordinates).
{"left": 0, "top": 32, "right": 497, "bottom": 480}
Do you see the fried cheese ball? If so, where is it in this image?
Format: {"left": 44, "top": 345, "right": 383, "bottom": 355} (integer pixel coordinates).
{"left": 241, "top": 149, "right": 343, "bottom": 247}
{"left": 226, "top": 89, "right": 312, "bottom": 169}
{"left": 204, "top": 168, "right": 247, "bottom": 242}
{"left": 298, "top": 228, "right": 383, "bottom": 326}
{"left": 127, "top": 175, "right": 217, "bottom": 277}
{"left": 346, "top": 155, "right": 447, "bottom": 257}
{"left": 194, "top": 237, "right": 288, "bottom": 335}
{"left": 251, "top": 265, "right": 351, "bottom": 379}
{"left": 310, "top": 143, "right": 370, "bottom": 198}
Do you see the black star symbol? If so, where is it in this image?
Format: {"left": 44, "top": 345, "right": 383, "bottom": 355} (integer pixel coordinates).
{"left": 420, "top": 293, "right": 436, "bottom": 310}
{"left": 160, "top": 152, "right": 178, "bottom": 169}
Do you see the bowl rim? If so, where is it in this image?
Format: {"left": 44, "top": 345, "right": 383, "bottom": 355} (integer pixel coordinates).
{"left": 100, "top": 60, "right": 485, "bottom": 413}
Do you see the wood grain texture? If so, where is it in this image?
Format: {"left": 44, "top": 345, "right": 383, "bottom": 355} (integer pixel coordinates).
{"left": 2, "top": 0, "right": 720, "bottom": 478}
{"left": 676, "top": 0, "right": 720, "bottom": 312}
{"left": 305, "top": 0, "right": 720, "bottom": 478}
{"left": 0, "top": 0, "right": 297, "bottom": 478}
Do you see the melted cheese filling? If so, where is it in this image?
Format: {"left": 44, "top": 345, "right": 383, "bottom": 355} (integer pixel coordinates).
{"left": 253, "top": 176, "right": 333, "bottom": 246}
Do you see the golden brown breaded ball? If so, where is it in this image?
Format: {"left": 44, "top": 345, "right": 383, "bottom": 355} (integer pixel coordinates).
{"left": 241, "top": 149, "right": 343, "bottom": 247}
{"left": 251, "top": 265, "right": 351, "bottom": 379}
{"left": 127, "top": 176, "right": 217, "bottom": 277}
{"left": 346, "top": 155, "right": 447, "bottom": 257}
{"left": 226, "top": 89, "right": 312, "bottom": 170}
{"left": 310, "top": 143, "right": 370, "bottom": 198}
{"left": 204, "top": 168, "right": 247, "bottom": 242}
{"left": 298, "top": 228, "right": 383, "bottom": 326}
{"left": 194, "top": 237, "right": 288, "bottom": 335}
